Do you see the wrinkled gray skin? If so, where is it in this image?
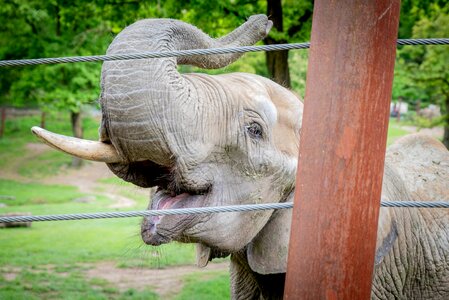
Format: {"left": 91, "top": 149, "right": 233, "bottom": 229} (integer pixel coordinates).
{"left": 98, "top": 16, "right": 449, "bottom": 299}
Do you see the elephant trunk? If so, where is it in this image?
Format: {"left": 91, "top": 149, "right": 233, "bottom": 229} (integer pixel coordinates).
{"left": 100, "top": 16, "right": 272, "bottom": 186}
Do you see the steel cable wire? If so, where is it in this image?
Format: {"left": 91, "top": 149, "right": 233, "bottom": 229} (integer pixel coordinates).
{"left": 0, "top": 201, "right": 448, "bottom": 223}
{"left": 0, "top": 38, "right": 448, "bottom": 67}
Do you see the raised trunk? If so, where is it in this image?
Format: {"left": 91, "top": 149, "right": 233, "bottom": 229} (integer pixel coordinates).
{"left": 71, "top": 111, "right": 83, "bottom": 168}
{"left": 265, "top": 0, "right": 291, "bottom": 88}
{"left": 100, "top": 16, "right": 272, "bottom": 186}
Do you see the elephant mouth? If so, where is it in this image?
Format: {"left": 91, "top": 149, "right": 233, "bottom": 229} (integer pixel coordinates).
{"left": 153, "top": 186, "right": 209, "bottom": 211}
{"left": 141, "top": 185, "right": 211, "bottom": 246}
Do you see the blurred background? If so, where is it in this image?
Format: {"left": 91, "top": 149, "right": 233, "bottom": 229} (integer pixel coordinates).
{"left": 0, "top": 1, "right": 447, "bottom": 299}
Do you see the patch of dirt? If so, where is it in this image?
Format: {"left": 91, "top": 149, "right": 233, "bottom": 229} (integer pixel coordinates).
{"left": 41, "top": 162, "right": 112, "bottom": 193}
{"left": 0, "top": 143, "right": 50, "bottom": 183}
{"left": 0, "top": 266, "right": 21, "bottom": 281}
{"left": 84, "top": 261, "right": 229, "bottom": 298}
{"left": 25, "top": 142, "right": 51, "bottom": 154}
{"left": 41, "top": 162, "right": 145, "bottom": 208}
{"left": 2, "top": 272, "right": 18, "bottom": 281}
{"left": 0, "top": 144, "right": 144, "bottom": 208}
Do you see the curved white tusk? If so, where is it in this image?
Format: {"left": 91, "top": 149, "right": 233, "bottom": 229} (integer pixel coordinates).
{"left": 31, "top": 126, "right": 124, "bottom": 163}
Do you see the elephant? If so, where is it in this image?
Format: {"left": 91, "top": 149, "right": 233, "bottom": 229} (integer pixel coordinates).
{"left": 32, "top": 15, "right": 449, "bottom": 299}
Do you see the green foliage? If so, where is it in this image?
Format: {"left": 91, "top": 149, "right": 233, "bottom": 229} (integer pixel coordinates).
{"left": 397, "top": 9, "right": 449, "bottom": 98}
{"left": 393, "top": 4, "right": 448, "bottom": 139}
{"left": 0, "top": 1, "right": 108, "bottom": 111}
{"left": 398, "top": 0, "right": 448, "bottom": 38}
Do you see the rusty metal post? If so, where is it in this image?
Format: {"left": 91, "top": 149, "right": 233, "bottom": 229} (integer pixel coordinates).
{"left": 284, "top": 1, "right": 401, "bottom": 299}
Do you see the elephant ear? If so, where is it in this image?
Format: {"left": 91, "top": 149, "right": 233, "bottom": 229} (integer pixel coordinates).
{"left": 247, "top": 194, "right": 293, "bottom": 275}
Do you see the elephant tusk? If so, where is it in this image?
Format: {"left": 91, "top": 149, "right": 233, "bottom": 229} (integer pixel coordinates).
{"left": 31, "top": 126, "right": 124, "bottom": 163}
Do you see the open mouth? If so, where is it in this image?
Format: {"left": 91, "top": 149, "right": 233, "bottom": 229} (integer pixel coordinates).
{"left": 141, "top": 184, "right": 211, "bottom": 246}
{"left": 152, "top": 185, "right": 211, "bottom": 211}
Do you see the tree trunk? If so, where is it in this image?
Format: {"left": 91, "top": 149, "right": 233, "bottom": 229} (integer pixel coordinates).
{"left": 444, "top": 96, "right": 449, "bottom": 150}
{"left": 396, "top": 97, "right": 402, "bottom": 122}
{"left": 265, "top": 0, "right": 291, "bottom": 88}
{"left": 415, "top": 99, "right": 421, "bottom": 115}
{"left": 40, "top": 111, "right": 46, "bottom": 129}
{"left": 265, "top": 50, "right": 291, "bottom": 88}
{"left": 0, "top": 107, "right": 6, "bottom": 138}
{"left": 70, "top": 111, "right": 83, "bottom": 168}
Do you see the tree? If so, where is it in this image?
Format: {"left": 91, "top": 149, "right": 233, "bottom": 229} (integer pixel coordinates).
{"left": 167, "top": 0, "right": 312, "bottom": 88}
{"left": 397, "top": 5, "right": 449, "bottom": 148}
{"left": 0, "top": 0, "right": 111, "bottom": 167}
{"left": 264, "top": 0, "right": 312, "bottom": 88}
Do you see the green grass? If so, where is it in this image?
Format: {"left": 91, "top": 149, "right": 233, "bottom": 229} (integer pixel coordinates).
{"left": 18, "top": 151, "right": 73, "bottom": 178}
{"left": 387, "top": 118, "right": 410, "bottom": 145}
{"left": 0, "top": 268, "right": 159, "bottom": 300}
{"left": 0, "top": 179, "right": 84, "bottom": 206}
{"left": 0, "top": 133, "right": 28, "bottom": 169}
{"left": 97, "top": 177, "right": 125, "bottom": 185}
{"left": 175, "top": 271, "right": 230, "bottom": 300}
{"left": 0, "top": 197, "right": 196, "bottom": 268}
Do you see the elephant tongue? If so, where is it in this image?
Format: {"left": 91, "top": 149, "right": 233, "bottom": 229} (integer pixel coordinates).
{"left": 150, "top": 192, "right": 190, "bottom": 224}
{"left": 196, "top": 243, "right": 212, "bottom": 268}
{"left": 157, "top": 193, "right": 189, "bottom": 210}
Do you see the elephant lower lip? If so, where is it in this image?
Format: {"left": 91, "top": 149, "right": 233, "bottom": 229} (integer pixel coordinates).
{"left": 141, "top": 230, "right": 171, "bottom": 246}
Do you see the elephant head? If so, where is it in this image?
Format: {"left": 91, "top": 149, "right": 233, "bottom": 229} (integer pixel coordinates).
{"left": 33, "top": 15, "right": 302, "bottom": 271}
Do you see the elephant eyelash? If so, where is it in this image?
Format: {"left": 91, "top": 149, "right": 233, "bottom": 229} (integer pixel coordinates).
{"left": 245, "top": 122, "right": 264, "bottom": 139}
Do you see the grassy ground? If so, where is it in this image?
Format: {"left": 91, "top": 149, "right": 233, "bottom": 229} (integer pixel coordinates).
{"left": 0, "top": 180, "right": 83, "bottom": 206}
{"left": 0, "top": 113, "right": 423, "bottom": 299}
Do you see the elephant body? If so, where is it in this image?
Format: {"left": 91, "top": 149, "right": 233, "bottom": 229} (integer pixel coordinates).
{"left": 33, "top": 16, "right": 449, "bottom": 299}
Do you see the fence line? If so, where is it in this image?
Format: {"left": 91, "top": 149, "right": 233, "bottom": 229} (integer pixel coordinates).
{"left": 1, "top": 201, "right": 448, "bottom": 223}
{"left": 0, "top": 37, "right": 448, "bottom": 225}
{"left": 0, "top": 38, "right": 448, "bottom": 67}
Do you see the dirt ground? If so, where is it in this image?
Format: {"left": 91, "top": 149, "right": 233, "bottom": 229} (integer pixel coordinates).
{"left": 0, "top": 143, "right": 144, "bottom": 208}
{"left": 1, "top": 262, "right": 229, "bottom": 298}
{"left": 85, "top": 261, "right": 229, "bottom": 298}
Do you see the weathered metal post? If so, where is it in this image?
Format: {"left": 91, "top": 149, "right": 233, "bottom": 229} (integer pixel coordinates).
{"left": 284, "top": 1, "right": 401, "bottom": 299}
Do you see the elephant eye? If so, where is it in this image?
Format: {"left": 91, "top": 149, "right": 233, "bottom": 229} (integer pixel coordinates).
{"left": 246, "top": 122, "right": 263, "bottom": 139}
